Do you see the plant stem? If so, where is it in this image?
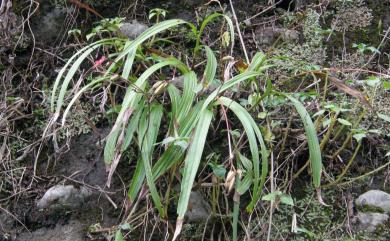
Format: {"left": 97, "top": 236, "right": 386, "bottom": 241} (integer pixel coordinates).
{"left": 322, "top": 142, "right": 362, "bottom": 188}
{"left": 332, "top": 111, "right": 365, "bottom": 159}
{"left": 336, "top": 161, "right": 390, "bottom": 187}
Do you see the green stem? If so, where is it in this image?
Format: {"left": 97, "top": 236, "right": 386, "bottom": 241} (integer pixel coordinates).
{"left": 332, "top": 111, "right": 365, "bottom": 159}
{"left": 322, "top": 142, "right": 362, "bottom": 188}
{"left": 332, "top": 134, "right": 352, "bottom": 159}
{"left": 335, "top": 161, "right": 390, "bottom": 187}
{"left": 232, "top": 195, "right": 239, "bottom": 241}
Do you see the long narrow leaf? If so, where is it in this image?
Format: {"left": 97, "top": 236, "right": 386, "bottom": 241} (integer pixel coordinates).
{"left": 284, "top": 94, "right": 322, "bottom": 187}
{"left": 174, "top": 109, "right": 213, "bottom": 240}
{"left": 138, "top": 103, "right": 165, "bottom": 217}
{"left": 51, "top": 38, "right": 119, "bottom": 112}
{"left": 203, "top": 46, "right": 217, "bottom": 86}
{"left": 217, "top": 97, "right": 260, "bottom": 195}
{"left": 107, "top": 19, "right": 190, "bottom": 74}
{"left": 195, "top": 13, "right": 234, "bottom": 54}
{"left": 202, "top": 71, "right": 260, "bottom": 110}
{"left": 54, "top": 44, "right": 103, "bottom": 114}
{"left": 177, "top": 72, "right": 197, "bottom": 123}
{"left": 121, "top": 43, "right": 136, "bottom": 79}
{"left": 104, "top": 59, "right": 189, "bottom": 164}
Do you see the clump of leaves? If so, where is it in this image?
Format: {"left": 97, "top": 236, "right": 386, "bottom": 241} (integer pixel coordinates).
{"left": 49, "top": 15, "right": 323, "bottom": 240}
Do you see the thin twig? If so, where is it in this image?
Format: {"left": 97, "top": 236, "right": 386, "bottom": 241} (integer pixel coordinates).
{"left": 266, "top": 151, "right": 275, "bottom": 241}
{"left": 0, "top": 205, "right": 30, "bottom": 232}
{"left": 243, "top": 0, "right": 283, "bottom": 23}
{"left": 229, "top": 0, "right": 249, "bottom": 63}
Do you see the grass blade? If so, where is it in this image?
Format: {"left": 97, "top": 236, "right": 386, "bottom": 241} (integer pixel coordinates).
{"left": 51, "top": 38, "right": 119, "bottom": 112}
{"left": 121, "top": 44, "right": 136, "bottom": 79}
{"left": 138, "top": 103, "right": 165, "bottom": 217}
{"left": 177, "top": 71, "right": 197, "bottom": 123}
{"left": 217, "top": 97, "right": 268, "bottom": 210}
{"left": 174, "top": 109, "right": 213, "bottom": 240}
{"left": 195, "top": 13, "right": 234, "bottom": 54}
{"left": 104, "top": 58, "right": 189, "bottom": 164}
{"left": 54, "top": 44, "right": 103, "bottom": 114}
{"left": 107, "top": 19, "right": 190, "bottom": 74}
{"left": 202, "top": 71, "right": 261, "bottom": 110}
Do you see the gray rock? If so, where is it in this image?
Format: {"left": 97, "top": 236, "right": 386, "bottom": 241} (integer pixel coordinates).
{"left": 255, "top": 27, "right": 299, "bottom": 46}
{"left": 37, "top": 185, "right": 92, "bottom": 210}
{"left": 119, "top": 20, "right": 148, "bottom": 39}
{"left": 185, "top": 191, "right": 211, "bottom": 223}
{"left": 356, "top": 190, "right": 390, "bottom": 214}
{"left": 356, "top": 212, "right": 389, "bottom": 232}
{"left": 30, "top": 3, "right": 74, "bottom": 44}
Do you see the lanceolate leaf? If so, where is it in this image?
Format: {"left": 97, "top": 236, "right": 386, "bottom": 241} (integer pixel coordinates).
{"left": 202, "top": 71, "right": 260, "bottom": 110}
{"left": 174, "top": 109, "right": 213, "bottom": 240}
{"left": 195, "top": 13, "right": 234, "bottom": 54}
{"left": 217, "top": 98, "right": 260, "bottom": 195}
{"left": 167, "top": 84, "right": 181, "bottom": 124}
{"left": 203, "top": 46, "right": 217, "bottom": 86}
{"left": 248, "top": 52, "right": 267, "bottom": 71}
{"left": 122, "top": 104, "right": 144, "bottom": 152}
{"left": 218, "top": 97, "right": 269, "bottom": 210}
{"left": 104, "top": 59, "right": 189, "bottom": 164}
{"left": 121, "top": 44, "right": 136, "bottom": 80}
{"left": 285, "top": 94, "right": 322, "bottom": 188}
{"left": 107, "top": 19, "right": 191, "bottom": 74}
{"left": 138, "top": 104, "right": 165, "bottom": 217}
{"left": 51, "top": 38, "right": 119, "bottom": 112}
{"left": 53, "top": 40, "right": 113, "bottom": 114}
{"left": 177, "top": 72, "right": 197, "bottom": 123}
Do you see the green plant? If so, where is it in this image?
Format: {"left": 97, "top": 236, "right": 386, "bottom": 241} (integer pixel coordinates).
{"left": 149, "top": 8, "right": 167, "bottom": 23}
{"left": 86, "top": 17, "right": 124, "bottom": 40}
{"left": 49, "top": 15, "right": 323, "bottom": 240}
{"left": 353, "top": 43, "right": 380, "bottom": 54}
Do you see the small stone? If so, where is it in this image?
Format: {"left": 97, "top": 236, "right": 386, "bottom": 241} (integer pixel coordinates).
{"left": 255, "top": 27, "right": 299, "bottom": 46}
{"left": 119, "top": 20, "right": 148, "bottom": 39}
{"left": 37, "top": 185, "right": 92, "bottom": 210}
{"left": 356, "top": 190, "right": 390, "bottom": 214}
{"left": 243, "top": 19, "right": 252, "bottom": 27}
{"left": 185, "top": 191, "right": 211, "bottom": 223}
{"left": 356, "top": 212, "right": 389, "bottom": 232}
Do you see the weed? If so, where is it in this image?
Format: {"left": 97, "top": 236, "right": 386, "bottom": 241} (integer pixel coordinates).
{"left": 48, "top": 13, "right": 326, "bottom": 240}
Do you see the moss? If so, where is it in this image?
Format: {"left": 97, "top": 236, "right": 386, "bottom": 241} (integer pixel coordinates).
{"left": 357, "top": 204, "right": 385, "bottom": 214}
{"left": 331, "top": 0, "right": 373, "bottom": 32}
